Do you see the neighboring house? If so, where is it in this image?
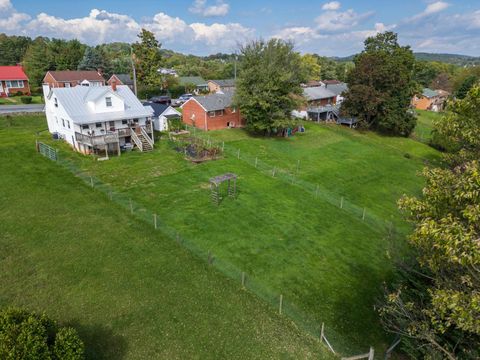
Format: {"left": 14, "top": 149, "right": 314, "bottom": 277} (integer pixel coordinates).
{"left": 293, "top": 85, "right": 339, "bottom": 121}
{"left": 181, "top": 90, "right": 244, "bottom": 131}
{"left": 412, "top": 88, "right": 449, "bottom": 112}
{"left": 208, "top": 79, "right": 236, "bottom": 93}
{"left": 178, "top": 76, "right": 209, "bottom": 94}
{"left": 143, "top": 101, "right": 181, "bottom": 131}
{"left": 108, "top": 74, "right": 135, "bottom": 92}
{"left": 325, "top": 82, "right": 348, "bottom": 104}
{"left": 0, "top": 66, "right": 30, "bottom": 97}
{"left": 43, "top": 70, "right": 106, "bottom": 88}
{"left": 43, "top": 83, "right": 154, "bottom": 155}
{"left": 303, "top": 86, "right": 337, "bottom": 107}
{"left": 320, "top": 80, "right": 343, "bottom": 86}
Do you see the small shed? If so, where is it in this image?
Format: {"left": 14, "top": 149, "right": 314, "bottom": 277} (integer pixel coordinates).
{"left": 143, "top": 102, "right": 181, "bottom": 131}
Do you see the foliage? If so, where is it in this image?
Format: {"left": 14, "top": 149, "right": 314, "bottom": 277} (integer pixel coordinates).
{"left": 235, "top": 39, "right": 306, "bottom": 134}
{"left": 23, "top": 37, "right": 53, "bottom": 87}
{"left": 49, "top": 39, "right": 86, "bottom": 71}
{"left": 455, "top": 75, "right": 478, "bottom": 100}
{"left": 132, "top": 29, "right": 162, "bottom": 88}
{"left": 432, "top": 86, "right": 480, "bottom": 164}
{"left": 0, "top": 33, "right": 32, "bottom": 66}
{"left": 381, "top": 161, "right": 480, "bottom": 359}
{"left": 20, "top": 96, "right": 32, "bottom": 104}
{"left": 0, "top": 307, "right": 84, "bottom": 360}
{"left": 77, "top": 47, "right": 105, "bottom": 72}
{"left": 300, "top": 54, "right": 322, "bottom": 81}
{"left": 342, "top": 32, "right": 417, "bottom": 136}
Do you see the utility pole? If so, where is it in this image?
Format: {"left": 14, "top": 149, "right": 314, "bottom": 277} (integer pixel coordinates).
{"left": 234, "top": 53, "right": 238, "bottom": 81}
{"left": 130, "top": 46, "right": 138, "bottom": 97}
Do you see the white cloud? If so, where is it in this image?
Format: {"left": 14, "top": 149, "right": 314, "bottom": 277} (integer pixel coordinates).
{"left": 315, "top": 9, "right": 374, "bottom": 32}
{"left": 0, "top": 0, "right": 12, "bottom": 11}
{"left": 0, "top": 0, "right": 30, "bottom": 31}
{"left": 189, "top": 0, "right": 230, "bottom": 17}
{"left": 424, "top": 1, "right": 450, "bottom": 15}
{"left": 190, "top": 22, "right": 253, "bottom": 47}
{"left": 322, "top": 1, "right": 341, "bottom": 11}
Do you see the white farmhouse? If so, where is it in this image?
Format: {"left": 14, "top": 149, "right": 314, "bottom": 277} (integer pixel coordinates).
{"left": 43, "top": 83, "right": 155, "bottom": 155}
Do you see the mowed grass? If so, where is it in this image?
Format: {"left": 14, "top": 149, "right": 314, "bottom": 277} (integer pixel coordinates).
{"left": 33, "top": 115, "right": 441, "bottom": 354}
{"left": 0, "top": 95, "right": 44, "bottom": 105}
{"left": 413, "top": 110, "right": 443, "bottom": 142}
{"left": 0, "top": 115, "right": 334, "bottom": 359}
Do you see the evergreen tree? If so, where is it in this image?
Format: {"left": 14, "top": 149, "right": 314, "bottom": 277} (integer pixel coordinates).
{"left": 342, "top": 32, "right": 417, "bottom": 136}
{"left": 132, "top": 29, "right": 162, "bottom": 88}
{"left": 23, "top": 37, "right": 53, "bottom": 87}
{"left": 77, "top": 47, "right": 105, "bottom": 72}
{"left": 0, "top": 34, "right": 32, "bottom": 66}
{"left": 455, "top": 75, "right": 478, "bottom": 100}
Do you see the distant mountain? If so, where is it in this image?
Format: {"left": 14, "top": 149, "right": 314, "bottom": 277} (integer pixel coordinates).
{"left": 331, "top": 52, "right": 480, "bottom": 66}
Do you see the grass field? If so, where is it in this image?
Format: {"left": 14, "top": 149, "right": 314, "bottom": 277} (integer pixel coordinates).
{"left": 0, "top": 115, "right": 335, "bottom": 359}
{"left": 413, "top": 110, "right": 443, "bottom": 142}
{"left": 27, "top": 114, "right": 442, "bottom": 355}
{"left": 0, "top": 95, "right": 44, "bottom": 105}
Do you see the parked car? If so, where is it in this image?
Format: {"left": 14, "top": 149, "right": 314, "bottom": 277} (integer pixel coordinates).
{"left": 174, "top": 93, "right": 193, "bottom": 106}
{"left": 149, "top": 95, "right": 171, "bottom": 105}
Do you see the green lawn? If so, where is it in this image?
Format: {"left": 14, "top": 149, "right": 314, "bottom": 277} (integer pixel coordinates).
{"left": 29, "top": 115, "right": 442, "bottom": 355}
{"left": 413, "top": 110, "right": 443, "bottom": 142}
{"left": 0, "top": 115, "right": 334, "bottom": 360}
{"left": 0, "top": 95, "right": 44, "bottom": 105}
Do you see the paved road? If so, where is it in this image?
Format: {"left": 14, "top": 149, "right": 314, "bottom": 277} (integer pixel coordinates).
{"left": 0, "top": 104, "right": 45, "bottom": 114}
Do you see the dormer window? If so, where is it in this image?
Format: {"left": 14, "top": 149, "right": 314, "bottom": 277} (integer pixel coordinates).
{"left": 54, "top": 98, "right": 58, "bottom": 107}
{"left": 105, "top": 97, "right": 112, "bottom": 107}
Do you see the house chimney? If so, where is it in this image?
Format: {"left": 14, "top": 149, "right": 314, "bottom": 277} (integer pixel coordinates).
{"left": 111, "top": 81, "right": 117, "bottom": 92}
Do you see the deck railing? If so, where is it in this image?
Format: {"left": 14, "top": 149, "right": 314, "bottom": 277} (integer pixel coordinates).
{"left": 75, "top": 132, "right": 119, "bottom": 146}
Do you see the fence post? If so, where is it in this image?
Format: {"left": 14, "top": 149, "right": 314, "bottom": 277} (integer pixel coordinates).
{"left": 129, "top": 199, "right": 133, "bottom": 215}
{"left": 320, "top": 322, "right": 324, "bottom": 343}
{"left": 255, "top": 157, "right": 258, "bottom": 168}
{"left": 296, "top": 159, "right": 300, "bottom": 174}
{"left": 279, "top": 294, "right": 283, "bottom": 315}
{"left": 109, "top": 191, "right": 113, "bottom": 200}
{"left": 315, "top": 185, "right": 319, "bottom": 199}
{"left": 241, "top": 272, "right": 245, "bottom": 287}
{"left": 362, "top": 208, "right": 366, "bottom": 221}
{"left": 222, "top": 141, "right": 225, "bottom": 152}
{"left": 90, "top": 176, "right": 94, "bottom": 188}
{"left": 272, "top": 167, "right": 276, "bottom": 177}
{"left": 340, "top": 196, "right": 344, "bottom": 209}
{"left": 368, "top": 347, "right": 374, "bottom": 360}
{"left": 154, "top": 214, "right": 157, "bottom": 229}
{"left": 237, "top": 149, "right": 240, "bottom": 159}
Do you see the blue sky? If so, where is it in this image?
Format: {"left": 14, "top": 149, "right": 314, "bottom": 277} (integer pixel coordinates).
{"left": 1, "top": 0, "right": 479, "bottom": 56}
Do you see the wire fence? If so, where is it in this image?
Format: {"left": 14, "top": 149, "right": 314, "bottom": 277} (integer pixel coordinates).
{"left": 36, "top": 136, "right": 399, "bottom": 358}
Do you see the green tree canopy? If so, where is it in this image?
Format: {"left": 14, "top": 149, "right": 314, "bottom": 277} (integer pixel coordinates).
{"left": 342, "top": 32, "right": 417, "bottom": 136}
{"left": 235, "top": 39, "right": 306, "bottom": 134}
{"left": 23, "top": 37, "right": 53, "bottom": 87}
{"left": 77, "top": 47, "right": 106, "bottom": 72}
{"left": 0, "top": 34, "right": 32, "bottom": 66}
{"left": 132, "top": 29, "right": 162, "bottom": 88}
{"left": 0, "top": 307, "right": 85, "bottom": 360}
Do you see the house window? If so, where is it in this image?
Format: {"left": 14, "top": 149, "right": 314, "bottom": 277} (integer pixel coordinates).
{"left": 122, "top": 120, "right": 128, "bottom": 125}
{"left": 65, "top": 83, "right": 70, "bottom": 88}
{"left": 133, "top": 119, "right": 139, "bottom": 123}
{"left": 95, "top": 123, "right": 102, "bottom": 128}
{"left": 82, "top": 124, "right": 89, "bottom": 130}
{"left": 54, "top": 98, "right": 58, "bottom": 107}
{"left": 105, "top": 97, "right": 112, "bottom": 107}
{"left": 208, "top": 111, "right": 216, "bottom": 117}
{"left": 62, "top": 119, "right": 65, "bottom": 127}
{"left": 5, "top": 80, "right": 23, "bottom": 88}
{"left": 66, "top": 120, "right": 70, "bottom": 129}
{"left": 216, "top": 110, "right": 224, "bottom": 116}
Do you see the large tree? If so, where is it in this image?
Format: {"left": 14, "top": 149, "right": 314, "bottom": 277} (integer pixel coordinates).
{"left": 132, "top": 29, "right": 162, "bottom": 88}
{"left": 380, "top": 87, "right": 480, "bottom": 359}
{"left": 0, "top": 34, "right": 32, "bottom": 66}
{"left": 342, "top": 32, "right": 417, "bottom": 136}
{"left": 49, "top": 39, "right": 86, "bottom": 71}
{"left": 235, "top": 39, "right": 306, "bottom": 134}
{"left": 77, "top": 47, "right": 106, "bottom": 72}
{"left": 23, "top": 37, "right": 53, "bottom": 87}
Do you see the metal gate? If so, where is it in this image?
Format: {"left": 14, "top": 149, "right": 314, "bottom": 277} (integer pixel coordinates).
{"left": 37, "top": 142, "right": 58, "bottom": 161}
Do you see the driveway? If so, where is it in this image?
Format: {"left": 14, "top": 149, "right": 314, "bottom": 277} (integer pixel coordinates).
{"left": 0, "top": 104, "right": 45, "bottom": 114}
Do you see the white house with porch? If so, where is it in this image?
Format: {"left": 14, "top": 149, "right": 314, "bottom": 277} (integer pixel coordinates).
{"left": 43, "top": 83, "right": 155, "bottom": 155}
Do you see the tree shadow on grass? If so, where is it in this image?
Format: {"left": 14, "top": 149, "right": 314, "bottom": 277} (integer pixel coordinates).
{"left": 65, "top": 320, "right": 128, "bottom": 360}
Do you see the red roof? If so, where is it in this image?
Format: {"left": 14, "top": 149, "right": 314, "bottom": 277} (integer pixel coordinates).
{"left": 46, "top": 71, "right": 105, "bottom": 82}
{"left": 0, "top": 66, "right": 29, "bottom": 81}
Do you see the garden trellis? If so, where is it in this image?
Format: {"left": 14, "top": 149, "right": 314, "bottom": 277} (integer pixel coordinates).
{"left": 210, "top": 173, "right": 237, "bottom": 205}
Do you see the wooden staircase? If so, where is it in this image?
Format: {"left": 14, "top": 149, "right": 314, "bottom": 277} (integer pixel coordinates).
{"left": 131, "top": 127, "right": 154, "bottom": 152}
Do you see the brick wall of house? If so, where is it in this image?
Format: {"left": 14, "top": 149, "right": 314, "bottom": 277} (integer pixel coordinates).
{"left": 412, "top": 96, "right": 433, "bottom": 110}
{"left": 0, "top": 80, "right": 30, "bottom": 96}
{"left": 182, "top": 99, "right": 244, "bottom": 131}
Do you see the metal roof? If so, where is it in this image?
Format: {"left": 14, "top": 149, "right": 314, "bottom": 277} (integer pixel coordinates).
{"left": 143, "top": 102, "right": 180, "bottom": 118}
{"left": 110, "top": 74, "right": 133, "bottom": 86}
{"left": 303, "top": 86, "right": 336, "bottom": 101}
{"left": 209, "top": 79, "right": 236, "bottom": 87}
{"left": 193, "top": 90, "right": 235, "bottom": 112}
{"left": 422, "top": 88, "right": 439, "bottom": 98}
{"left": 50, "top": 85, "right": 153, "bottom": 124}
{"left": 179, "top": 76, "right": 208, "bottom": 86}
{"left": 325, "top": 83, "right": 348, "bottom": 96}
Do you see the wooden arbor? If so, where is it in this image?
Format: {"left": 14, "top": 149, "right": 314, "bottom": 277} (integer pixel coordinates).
{"left": 210, "top": 173, "right": 237, "bottom": 205}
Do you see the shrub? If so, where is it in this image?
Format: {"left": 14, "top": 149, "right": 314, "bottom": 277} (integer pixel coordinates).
{"left": 20, "top": 96, "right": 33, "bottom": 104}
{"left": 0, "top": 307, "right": 84, "bottom": 360}
{"left": 15, "top": 91, "right": 23, "bottom": 97}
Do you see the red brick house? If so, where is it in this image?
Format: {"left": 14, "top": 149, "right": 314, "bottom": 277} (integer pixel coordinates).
{"left": 0, "top": 66, "right": 30, "bottom": 97}
{"left": 107, "top": 74, "right": 135, "bottom": 92}
{"left": 43, "top": 70, "right": 105, "bottom": 88}
{"left": 181, "top": 91, "right": 244, "bottom": 131}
